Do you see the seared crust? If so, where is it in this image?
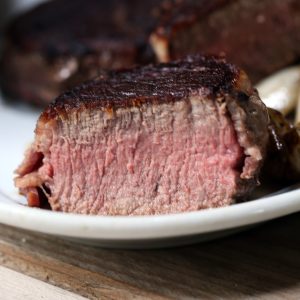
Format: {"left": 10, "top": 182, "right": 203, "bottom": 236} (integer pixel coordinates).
{"left": 41, "top": 55, "right": 240, "bottom": 120}
{"left": 226, "top": 90, "right": 269, "bottom": 196}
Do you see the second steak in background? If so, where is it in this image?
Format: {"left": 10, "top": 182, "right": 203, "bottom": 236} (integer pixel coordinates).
{"left": 1, "top": 0, "right": 300, "bottom": 106}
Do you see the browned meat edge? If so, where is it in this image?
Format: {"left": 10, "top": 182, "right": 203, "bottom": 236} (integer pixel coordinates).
{"left": 14, "top": 56, "right": 269, "bottom": 211}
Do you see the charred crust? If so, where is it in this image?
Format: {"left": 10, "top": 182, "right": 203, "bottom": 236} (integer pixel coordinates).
{"left": 41, "top": 55, "right": 242, "bottom": 121}
{"left": 225, "top": 89, "right": 269, "bottom": 195}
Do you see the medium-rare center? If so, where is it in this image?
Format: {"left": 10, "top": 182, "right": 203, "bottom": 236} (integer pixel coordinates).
{"left": 14, "top": 56, "right": 269, "bottom": 215}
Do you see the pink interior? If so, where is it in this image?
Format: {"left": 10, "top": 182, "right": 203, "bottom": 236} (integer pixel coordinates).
{"left": 41, "top": 96, "right": 244, "bottom": 215}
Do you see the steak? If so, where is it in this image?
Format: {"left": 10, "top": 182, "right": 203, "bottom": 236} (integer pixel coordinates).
{"left": 263, "top": 109, "right": 300, "bottom": 183}
{"left": 150, "top": 0, "right": 300, "bottom": 83}
{"left": 14, "top": 56, "right": 269, "bottom": 215}
{"left": 2, "top": 0, "right": 300, "bottom": 106}
{"left": 0, "top": 0, "right": 160, "bottom": 105}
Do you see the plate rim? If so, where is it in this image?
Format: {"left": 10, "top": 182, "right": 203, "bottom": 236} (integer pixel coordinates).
{"left": 1, "top": 99, "right": 300, "bottom": 242}
{"left": 0, "top": 189, "right": 300, "bottom": 240}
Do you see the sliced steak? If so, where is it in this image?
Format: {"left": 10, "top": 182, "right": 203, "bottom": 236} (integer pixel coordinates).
{"left": 0, "top": 0, "right": 160, "bottom": 105}
{"left": 150, "top": 0, "right": 300, "bottom": 83}
{"left": 14, "top": 56, "right": 269, "bottom": 215}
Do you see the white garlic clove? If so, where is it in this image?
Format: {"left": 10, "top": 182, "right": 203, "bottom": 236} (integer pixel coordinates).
{"left": 255, "top": 66, "right": 300, "bottom": 115}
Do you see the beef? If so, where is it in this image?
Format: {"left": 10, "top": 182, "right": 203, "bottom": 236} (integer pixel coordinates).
{"left": 14, "top": 56, "right": 269, "bottom": 215}
{"left": 0, "top": 0, "right": 160, "bottom": 105}
{"left": 262, "top": 109, "right": 300, "bottom": 183}
{"left": 150, "top": 0, "right": 300, "bottom": 83}
{"left": 2, "top": 0, "right": 300, "bottom": 107}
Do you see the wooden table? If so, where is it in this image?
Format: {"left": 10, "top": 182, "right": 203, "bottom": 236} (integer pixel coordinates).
{"left": 0, "top": 212, "right": 299, "bottom": 299}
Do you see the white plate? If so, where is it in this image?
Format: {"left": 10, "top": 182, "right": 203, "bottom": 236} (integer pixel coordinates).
{"left": 1, "top": 97, "right": 300, "bottom": 248}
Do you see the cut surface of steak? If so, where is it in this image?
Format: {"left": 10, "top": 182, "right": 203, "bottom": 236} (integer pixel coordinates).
{"left": 14, "top": 56, "right": 269, "bottom": 215}
{"left": 0, "top": 0, "right": 160, "bottom": 105}
{"left": 151, "top": 0, "right": 300, "bottom": 83}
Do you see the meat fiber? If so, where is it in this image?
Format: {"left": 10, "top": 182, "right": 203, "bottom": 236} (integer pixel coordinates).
{"left": 14, "top": 56, "right": 269, "bottom": 215}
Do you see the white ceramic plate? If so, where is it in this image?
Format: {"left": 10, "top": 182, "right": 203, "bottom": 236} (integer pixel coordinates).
{"left": 1, "top": 97, "right": 300, "bottom": 248}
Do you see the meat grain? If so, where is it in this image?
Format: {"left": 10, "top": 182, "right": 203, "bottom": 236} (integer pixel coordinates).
{"left": 14, "top": 56, "right": 269, "bottom": 215}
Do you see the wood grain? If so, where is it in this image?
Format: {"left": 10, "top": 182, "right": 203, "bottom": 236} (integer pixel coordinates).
{"left": 0, "top": 213, "right": 300, "bottom": 299}
{"left": 0, "top": 266, "right": 87, "bottom": 300}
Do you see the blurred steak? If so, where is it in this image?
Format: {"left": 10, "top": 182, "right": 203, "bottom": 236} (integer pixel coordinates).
{"left": 2, "top": 0, "right": 300, "bottom": 106}
{"left": 14, "top": 56, "right": 269, "bottom": 215}
{"left": 0, "top": 0, "right": 160, "bottom": 105}
{"left": 151, "top": 0, "right": 300, "bottom": 83}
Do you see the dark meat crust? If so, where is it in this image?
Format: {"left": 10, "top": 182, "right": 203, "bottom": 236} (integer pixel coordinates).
{"left": 41, "top": 55, "right": 241, "bottom": 119}
{"left": 262, "top": 109, "right": 300, "bottom": 182}
{"left": 226, "top": 90, "right": 270, "bottom": 196}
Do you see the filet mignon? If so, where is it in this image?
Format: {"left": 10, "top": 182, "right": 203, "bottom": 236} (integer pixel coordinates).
{"left": 14, "top": 56, "right": 269, "bottom": 215}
